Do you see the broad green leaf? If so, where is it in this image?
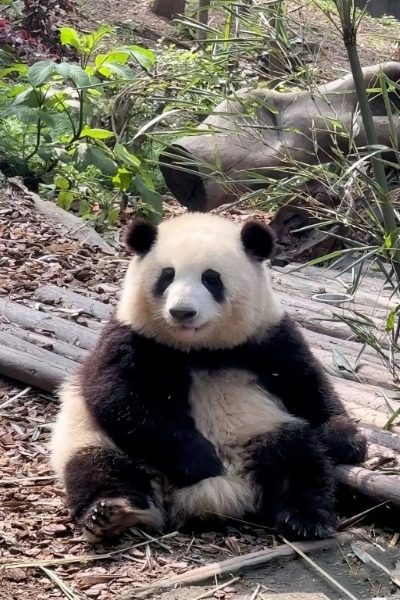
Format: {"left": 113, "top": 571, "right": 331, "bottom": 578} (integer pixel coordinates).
{"left": 125, "top": 45, "right": 155, "bottom": 71}
{"left": 37, "top": 143, "right": 71, "bottom": 163}
{"left": 0, "top": 63, "right": 28, "bottom": 77}
{"left": 54, "top": 175, "right": 70, "bottom": 190}
{"left": 27, "top": 60, "right": 56, "bottom": 87}
{"left": 74, "top": 143, "right": 117, "bottom": 175}
{"left": 112, "top": 167, "right": 133, "bottom": 192}
{"left": 95, "top": 51, "right": 129, "bottom": 68}
{"left": 79, "top": 198, "right": 91, "bottom": 216}
{"left": 9, "top": 87, "right": 40, "bottom": 108}
{"left": 135, "top": 175, "right": 162, "bottom": 223}
{"left": 97, "top": 62, "right": 134, "bottom": 79}
{"left": 60, "top": 27, "right": 82, "bottom": 50}
{"left": 88, "top": 147, "right": 118, "bottom": 175}
{"left": 55, "top": 62, "right": 72, "bottom": 78}
{"left": 114, "top": 144, "right": 141, "bottom": 168}
{"left": 80, "top": 126, "right": 114, "bottom": 140}
{"left": 58, "top": 190, "right": 74, "bottom": 210}
{"left": 68, "top": 65, "right": 92, "bottom": 88}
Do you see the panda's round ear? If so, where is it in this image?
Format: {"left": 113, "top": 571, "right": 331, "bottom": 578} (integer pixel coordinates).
{"left": 125, "top": 218, "right": 157, "bottom": 256}
{"left": 241, "top": 220, "right": 275, "bottom": 261}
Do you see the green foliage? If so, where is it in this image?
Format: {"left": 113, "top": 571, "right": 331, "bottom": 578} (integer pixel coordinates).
{"left": 0, "top": 25, "right": 163, "bottom": 226}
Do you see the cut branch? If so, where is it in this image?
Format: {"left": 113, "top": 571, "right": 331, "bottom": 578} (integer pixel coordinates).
{"left": 124, "top": 534, "right": 351, "bottom": 599}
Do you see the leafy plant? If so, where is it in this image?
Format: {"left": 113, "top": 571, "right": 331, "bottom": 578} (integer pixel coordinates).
{"left": 0, "top": 24, "right": 163, "bottom": 224}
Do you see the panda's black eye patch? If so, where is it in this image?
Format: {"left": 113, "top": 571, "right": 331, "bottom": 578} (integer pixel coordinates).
{"left": 202, "top": 269, "right": 224, "bottom": 302}
{"left": 153, "top": 267, "right": 175, "bottom": 296}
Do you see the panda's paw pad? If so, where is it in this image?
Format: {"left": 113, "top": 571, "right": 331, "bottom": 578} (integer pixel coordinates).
{"left": 277, "top": 508, "right": 336, "bottom": 541}
{"left": 81, "top": 497, "right": 145, "bottom": 542}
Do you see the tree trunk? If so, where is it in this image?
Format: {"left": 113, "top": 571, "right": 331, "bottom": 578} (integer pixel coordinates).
{"left": 152, "top": 0, "right": 185, "bottom": 19}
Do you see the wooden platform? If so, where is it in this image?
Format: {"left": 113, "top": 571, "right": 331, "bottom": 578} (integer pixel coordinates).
{"left": 1, "top": 265, "right": 400, "bottom": 509}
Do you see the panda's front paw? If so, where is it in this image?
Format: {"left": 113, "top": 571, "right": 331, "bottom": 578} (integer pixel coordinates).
{"left": 276, "top": 507, "right": 337, "bottom": 541}
{"left": 79, "top": 496, "right": 164, "bottom": 543}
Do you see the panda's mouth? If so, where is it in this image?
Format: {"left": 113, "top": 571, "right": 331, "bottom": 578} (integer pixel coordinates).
{"left": 173, "top": 323, "right": 206, "bottom": 338}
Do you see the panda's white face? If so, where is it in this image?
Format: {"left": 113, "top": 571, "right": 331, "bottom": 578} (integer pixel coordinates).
{"left": 156, "top": 264, "right": 224, "bottom": 342}
{"left": 117, "top": 213, "right": 283, "bottom": 350}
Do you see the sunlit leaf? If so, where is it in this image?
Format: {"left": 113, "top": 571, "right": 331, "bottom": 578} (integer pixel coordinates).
{"left": 60, "top": 27, "right": 82, "bottom": 50}
{"left": 114, "top": 144, "right": 141, "bottom": 168}
{"left": 80, "top": 126, "right": 114, "bottom": 140}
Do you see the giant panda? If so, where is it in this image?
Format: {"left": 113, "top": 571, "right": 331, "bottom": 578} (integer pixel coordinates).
{"left": 50, "top": 213, "right": 366, "bottom": 543}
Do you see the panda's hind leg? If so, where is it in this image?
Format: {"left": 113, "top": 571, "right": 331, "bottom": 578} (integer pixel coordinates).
{"left": 317, "top": 414, "right": 367, "bottom": 465}
{"left": 252, "top": 421, "right": 336, "bottom": 540}
{"left": 65, "top": 447, "right": 165, "bottom": 542}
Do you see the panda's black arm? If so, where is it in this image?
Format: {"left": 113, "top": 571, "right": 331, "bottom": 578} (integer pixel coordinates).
{"left": 257, "top": 314, "right": 345, "bottom": 425}
{"left": 80, "top": 320, "right": 224, "bottom": 487}
{"left": 255, "top": 314, "right": 366, "bottom": 464}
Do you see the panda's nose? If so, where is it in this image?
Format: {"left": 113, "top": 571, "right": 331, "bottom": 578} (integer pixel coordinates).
{"left": 169, "top": 307, "right": 197, "bottom": 321}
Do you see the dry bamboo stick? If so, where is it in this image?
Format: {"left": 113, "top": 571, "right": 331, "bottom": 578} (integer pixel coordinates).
{"left": 123, "top": 534, "right": 351, "bottom": 599}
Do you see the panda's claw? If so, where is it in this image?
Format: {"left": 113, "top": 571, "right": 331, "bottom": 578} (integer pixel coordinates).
{"left": 80, "top": 496, "right": 164, "bottom": 543}
{"left": 276, "top": 507, "right": 337, "bottom": 541}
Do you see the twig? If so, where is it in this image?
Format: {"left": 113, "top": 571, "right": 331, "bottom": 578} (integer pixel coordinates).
{"left": 0, "top": 475, "right": 55, "bottom": 486}
{"left": 1, "top": 532, "right": 178, "bottom": 569}
{"left": 123, "top": 534, "right": 350, "bottom": 599}
{"left": 280, "top": 536, "right": 359, "bottom": 600}
{"left": 40, "top": 567, "right": 80, "bottom": 600}
{"left": 337, "top": 501, "right": 389, "bottom": 531}
{"left": 193, "top": 576, "right": 240, "bottom": 600}
{"left": 351, "top": 543, "right": 400, "bottom": 588}
{"left": 135, "top": 528, "right": 173, "bottom": 552}
{"left": 0, "top": 386, "right": 31, "bottom": 410}
{"left": 248, "top": 584, "right": 261, "bottom": 600}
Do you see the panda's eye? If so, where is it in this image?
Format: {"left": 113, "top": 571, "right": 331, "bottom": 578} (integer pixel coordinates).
{"left": 153, "top": 267, "right": 175, "bottom": 296}
{"left": 202, "top": 269, "right": 224, "bottom": 302}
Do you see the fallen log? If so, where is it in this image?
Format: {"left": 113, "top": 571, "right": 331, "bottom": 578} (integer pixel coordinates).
{"left": 0, "top": 334, "right": 76, "bottom": 392}
{"left": 124, "top": 534, "right": 351, "bottom": 599}
{"left": 361, "top": 427, "right": 400, "bottom": 452}
{"left": 336, "top": 465, "right": 400, "bottom": 506}
{"left": 0, "top": 298, "right": 97, "bottom": 350}
{"left": 0, "top": 324, "right": 88, "bottom": 363}
{"left": 34, "top": 285, "right": 113, "bottom": 321}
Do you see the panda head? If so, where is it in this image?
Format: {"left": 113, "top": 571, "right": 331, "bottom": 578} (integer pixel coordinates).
{"left": 118, "top": 213, "right": 283, "bottom": 350}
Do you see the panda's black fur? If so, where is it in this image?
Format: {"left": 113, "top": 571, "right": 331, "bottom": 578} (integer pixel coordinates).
{"left": 51, "top": 215, "right": 366, "bottom": 542}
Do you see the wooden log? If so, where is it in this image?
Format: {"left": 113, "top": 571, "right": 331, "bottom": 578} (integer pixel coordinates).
{"left": 361, "top": 427, "right": 400, "bottom": 452}
{"left": 273, "top": 269, "right": 395, "bottom": 315}
{"left": 336, "top": 465, "right": 400, "bottom": 506}
{"left": 0, "top": 299, "right": 97, "bottom": 350}
{"left": 311, "top": 345, "right": 393, "bottom": 390}
{"left": 0, "top": 333, "right": 76, "bottom": 392}
{"left": 1, "top": 323, "right": 88, "bottom": 363}
{"left": 33, "top": 285, "right": 113, "bottom": 321}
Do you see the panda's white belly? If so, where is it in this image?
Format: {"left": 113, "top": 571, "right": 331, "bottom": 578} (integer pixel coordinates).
{"left": 170, "top": 369, "right": 297, "bottom": 524}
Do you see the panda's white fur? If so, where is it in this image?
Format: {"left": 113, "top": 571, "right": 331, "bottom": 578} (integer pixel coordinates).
{"left": 117, "top": 213, "right": 283, "bottom": 350}
{"left": 171, "top": 369, "right": 297, "bottom": 524}
{"left": 50, "top": 376, "right": 116, "bottom": 479}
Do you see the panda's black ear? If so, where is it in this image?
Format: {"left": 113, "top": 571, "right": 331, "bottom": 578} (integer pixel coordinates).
{"left": 125, "top": 218, "right": 157, "bottom": 256}
{"left": 241, "top": 220, "right": 275, "bottom": 261}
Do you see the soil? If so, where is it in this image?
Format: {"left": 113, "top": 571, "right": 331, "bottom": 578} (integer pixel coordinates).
{"left": 2, "top": 1, "right": 400, "bottom": 598}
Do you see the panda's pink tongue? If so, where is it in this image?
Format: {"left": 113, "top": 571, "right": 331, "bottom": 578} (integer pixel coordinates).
{"left": 177, "top": 326, "right": 196, "bottom": 338}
